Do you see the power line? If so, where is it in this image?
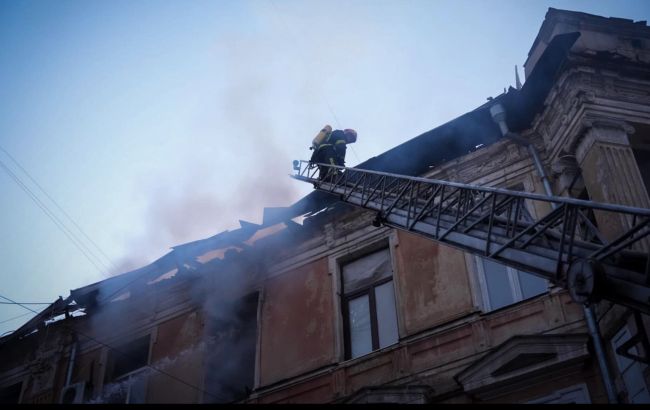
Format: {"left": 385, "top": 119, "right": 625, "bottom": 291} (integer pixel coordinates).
{"left": 0, "top": 311, "right": 35, "bottom": 325}
{"left": 0, "top": 145, "right": 120, "bottom": 274}
{"left": 0, "top": 301, "right": 52, "bottom": 305}
{"left": 0, "top": 146, "right": 141, "bottom": 322}
{"left": 0, "top": 157, "right": 111, "bottom": 276}
{"left": 0, "top": 293, "right": 230, "bottom": 403}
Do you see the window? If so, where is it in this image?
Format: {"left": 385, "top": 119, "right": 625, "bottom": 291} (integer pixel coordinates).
{"left": 342, "top": 248, "right": 399, "bottom": 360}
{"left": 204, "top": 292, "right": 258, "bottom": 403}
{"left": 104, "top": 335, "right": 151, "bottom": 403}
{"left": 612, "top": 326, "right": 650, "bottom": 403}
{"left": 475, "top": 257, "right": 548, "bottom": 311}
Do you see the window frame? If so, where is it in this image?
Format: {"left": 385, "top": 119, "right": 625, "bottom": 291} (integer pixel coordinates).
{"left": 342, "top": 275, "right": 394, "bottom": 360}
{"left": 103, "top": 334, "right": 152, "bottom": 403}
{"left": 340, "top": 246, "right": 399, "bottom": 361}
{"left": 475, "top": 256, "right": 548, "bottom": 312}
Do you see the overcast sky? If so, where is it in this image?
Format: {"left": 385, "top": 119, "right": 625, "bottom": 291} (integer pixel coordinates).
{"left": 1, "top": 0, "right": 649, "bottom": 336}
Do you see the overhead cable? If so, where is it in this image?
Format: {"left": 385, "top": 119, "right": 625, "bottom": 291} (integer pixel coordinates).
{"left": 0, "top": 157, "right": 111, "bottom": 276}
{"left": 0, "top": 145, "right": 120, "bottom": 274}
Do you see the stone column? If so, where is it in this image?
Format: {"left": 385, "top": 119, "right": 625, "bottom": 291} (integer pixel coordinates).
{"left": 575, "top": 120, "right": 650, "bottom": 249}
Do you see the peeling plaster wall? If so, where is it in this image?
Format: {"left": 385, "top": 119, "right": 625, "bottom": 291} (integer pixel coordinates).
{"left": 259, "top": 259, "right": 334, "bottom": 386}
{"left": 394, "top": 230, "right": 474, "bottom": 335}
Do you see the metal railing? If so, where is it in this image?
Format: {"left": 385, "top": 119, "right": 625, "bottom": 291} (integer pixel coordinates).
{"left": 292, "top": 160, "right": 650, "bottom": 314}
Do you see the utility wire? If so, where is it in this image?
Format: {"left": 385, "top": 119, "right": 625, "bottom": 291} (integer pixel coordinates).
{"left": 0, "top": 145, "right": 120, "bottom": 274}
{"left": 0, "top": 157, "right": 111, "bottom": 276}
{"left": 0, "top": 293, "right": 231, "bottom": 403}
{"left": 267, "top": 0, "right": 361, "bottom": 165}
{"left": 0, "top": 311, "right": 35, "bottom": 325}
{"left": 0, "top": 301, "right": 52, "bottom": 305}
{"left": 0, "top": 147, "right": 151, "bottom": 306}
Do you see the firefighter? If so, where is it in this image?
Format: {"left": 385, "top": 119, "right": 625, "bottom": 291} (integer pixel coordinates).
{"left": 310, "top": 127, "right": 357, "bottom": 180}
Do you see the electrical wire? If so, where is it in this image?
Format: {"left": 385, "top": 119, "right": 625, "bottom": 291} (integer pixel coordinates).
{"left": 0, "top": 145, "right": 120, "bottom": 274}
{"left": 0, "top": 301, "right": 53, "bottom": 305}
{"left": 0, "top": 293, "right": 231, "bottom": 403}
{"left": 0, "top": 157, "right": 111, "bottom": 277}
{"left": 0, "top": 146, "right": 155, "bottom": 310}
{"left": 0, "top": 311, "right": 35, "bottom": 325}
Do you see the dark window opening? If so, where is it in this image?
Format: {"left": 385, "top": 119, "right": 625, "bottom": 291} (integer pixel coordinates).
{"left": 204, "top": 292, "right": 258, "bottom": 403}
{"left": 104, "top": 334, "right": 151, "bottom": 403}
{"left": 109, "top": 335, "right": 150, "bottom": 380}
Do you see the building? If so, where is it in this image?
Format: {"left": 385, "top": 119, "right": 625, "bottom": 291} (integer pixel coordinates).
{"left": 1, "top": 8, "right": 649, "bottom": 404}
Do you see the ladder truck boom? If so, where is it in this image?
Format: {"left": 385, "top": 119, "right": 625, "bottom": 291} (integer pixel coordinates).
{"left": 291, "top": 160, "right": 650, "bottom": 315}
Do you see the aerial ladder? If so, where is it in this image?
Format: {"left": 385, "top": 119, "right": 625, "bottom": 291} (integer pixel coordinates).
{"left": 291, "top": 160, "right": 650, "bottom": 316}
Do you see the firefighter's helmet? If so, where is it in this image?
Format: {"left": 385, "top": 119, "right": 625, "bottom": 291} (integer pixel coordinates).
{"left": 344, "top": 129, "right": 357, "bottom": 143}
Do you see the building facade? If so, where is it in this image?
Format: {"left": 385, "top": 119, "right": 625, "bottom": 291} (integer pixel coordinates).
{"left": 1, "top": 8, "right": 649, "bottom": 404}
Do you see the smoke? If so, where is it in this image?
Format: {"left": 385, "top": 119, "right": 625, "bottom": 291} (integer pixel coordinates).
{"left": 108, "top": 8, "right": 326, "bottom": 274}
{"left": 82, "top": 2, "right": 405, "bottom": 400}
{"left": 87, "top": 342, "right": 208, "bottom": 404}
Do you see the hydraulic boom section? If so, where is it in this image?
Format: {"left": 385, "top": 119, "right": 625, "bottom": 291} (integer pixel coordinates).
{"left": 292, "top": 160, "right": 650, "bottom": 315}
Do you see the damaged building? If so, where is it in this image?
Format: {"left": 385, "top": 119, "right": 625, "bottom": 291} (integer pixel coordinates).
{"left": 1, "top": 8, "right": 650, "bottom": 404}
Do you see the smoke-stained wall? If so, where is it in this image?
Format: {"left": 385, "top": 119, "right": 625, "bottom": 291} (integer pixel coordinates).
{"left": 393, "top": 230, "right": 475, "bottom": 335}
{"left": 259, "top": 259, "right": 334, "bottom": 386}
{"left": 146, "top": 311, "right": 203, "bottom": 403}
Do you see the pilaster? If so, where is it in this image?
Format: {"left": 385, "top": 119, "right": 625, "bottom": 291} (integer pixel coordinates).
{"left": 574, "top": 120, "right": 650, "bottom": 247}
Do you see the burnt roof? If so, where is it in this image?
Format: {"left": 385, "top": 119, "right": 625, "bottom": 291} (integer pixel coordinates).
{"left": 1, "top": 22, "right": 581, "bottom": 346}
{"left": 283, "top": 31, "right": 581, "bottom": 221}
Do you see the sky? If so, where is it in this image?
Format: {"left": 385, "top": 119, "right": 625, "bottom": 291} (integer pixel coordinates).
{"left": 1, "top": 0, "right": 649, "bottom": 336}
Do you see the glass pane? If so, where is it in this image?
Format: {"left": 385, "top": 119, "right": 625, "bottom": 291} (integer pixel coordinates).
{"left": 482, "top": 259, "right": 514, "bottom": 310}
{"left": 375, "top": 281, "right": 399, "bottom": 349}
{"left": 518, "top": 270, "right": 548, "bottom": 299}
{"left": 348, "top": 295, "right": 372, "bottom": 359}
{"left": 342, "top": 249, "right": 392, "bottom": 293}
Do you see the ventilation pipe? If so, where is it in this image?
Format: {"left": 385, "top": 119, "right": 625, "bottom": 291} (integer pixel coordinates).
{"left": 489, "top": 102, "right": 619, "bottom": 404}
